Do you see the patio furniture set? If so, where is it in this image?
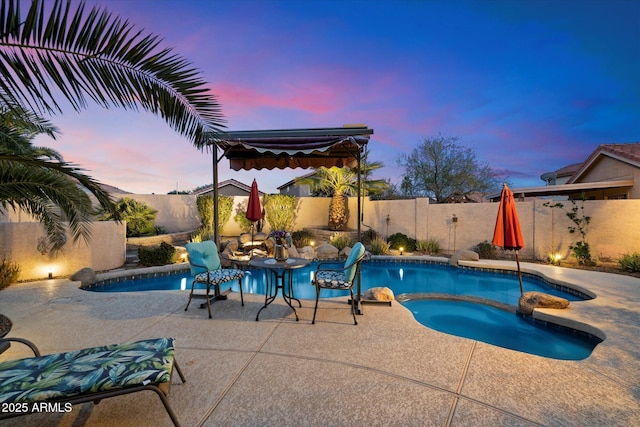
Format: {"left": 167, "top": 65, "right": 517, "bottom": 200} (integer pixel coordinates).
{"left": 0, "top": 240, "right": 366, "bottom": 425}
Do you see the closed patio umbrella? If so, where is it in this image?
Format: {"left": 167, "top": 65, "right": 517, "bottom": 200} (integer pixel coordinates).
{"left": 492, "top": 183, "right": 525, "bottom": 294}
{"left": 246, "top": 179, "right": 262, "bottom": 254}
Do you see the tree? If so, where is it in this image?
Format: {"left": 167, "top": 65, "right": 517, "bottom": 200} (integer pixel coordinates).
{"left": 0, "top": 0, "right": 225, "bottom": 146}
{"left": 354, "top": 149, "right": 389, "bottom": 197}
{"left": 0, "top": 107, "right": 117, "bottom": 252}
{"left": 0, "top": 0, "right": 225, "bottom": 249}
{"left": 397, "top": 135, "right": 502, "bottom": 203}
{"left": 297, "top": 167, "right": 356, "bottom": 231}
{"left": 297, "top": 150, "right": 390, "bottom": 230}
{"left": 99, "top": 197, "right": 157, "bottom": 237}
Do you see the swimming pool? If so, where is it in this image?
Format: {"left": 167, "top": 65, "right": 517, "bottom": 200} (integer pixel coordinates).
{"left": 86, "top": 260, "right": 600, "bottom": 359}
{"left": 88, "top": 261, "right": 588, "bottom": 304}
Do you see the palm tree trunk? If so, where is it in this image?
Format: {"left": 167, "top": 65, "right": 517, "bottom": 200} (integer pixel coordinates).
{"left": 328, "top": 193, "right": 348, "bottom": 230}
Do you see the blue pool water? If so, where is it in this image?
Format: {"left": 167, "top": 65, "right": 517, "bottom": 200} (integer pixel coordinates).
{"left": 403, "top": 299, "right": 598, "bottom": 360}
{"left": 88, "top": 261, "right": 599, "bottom": 359}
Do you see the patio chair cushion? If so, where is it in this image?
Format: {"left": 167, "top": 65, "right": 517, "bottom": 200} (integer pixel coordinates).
{"left": 194, "top": 269, "right": 245, "bottom": 286}
{"left": 0, "top": 337, "right": 175, "bottom": 404}
{"left": 186, "top": 241, "right": 221, "bottom": 275}
{"left": 316, "top": 270, "right": 352, "bottom": 289}
{"left": 344, "top": 242, "right": 365, "bottom": 282}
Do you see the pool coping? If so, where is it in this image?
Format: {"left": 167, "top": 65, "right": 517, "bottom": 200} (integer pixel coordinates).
{"left": 88, "top": 256, "right": 605, "bottom": 340}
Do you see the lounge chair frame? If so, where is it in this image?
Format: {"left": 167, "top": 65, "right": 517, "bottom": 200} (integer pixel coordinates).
{"left": 0, "top": 337, "right": 186, "bottom": 426}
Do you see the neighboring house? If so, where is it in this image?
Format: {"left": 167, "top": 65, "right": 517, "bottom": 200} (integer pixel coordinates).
{"left": 566, "top": 143, "right": 640, "bottom": 200}
{"left": 192, "top": 179, "right": 262, "bottom": 197}
{"left": 277, "top": 171, "right": 316, "bottom": 196}
{"left": 492, "top": 142, "right": 639, "bottom": 201}
{"left": 540, "top": 163, "right": 582, "bottom": 186}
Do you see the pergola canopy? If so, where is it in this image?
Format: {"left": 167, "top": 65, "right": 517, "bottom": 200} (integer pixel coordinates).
{"left": 213, "top": 125, "right": 373, "bottom": 170}
{"left": 207, "top": 125, "right": 374, "bottom": 314}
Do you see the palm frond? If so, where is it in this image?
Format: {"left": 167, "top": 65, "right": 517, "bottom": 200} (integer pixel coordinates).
{"left": 0, "top": 0, "right": 225, "bottom": 147}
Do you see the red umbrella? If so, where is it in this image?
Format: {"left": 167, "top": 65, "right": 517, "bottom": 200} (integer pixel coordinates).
{"left": 246, "top": 179, "right": 262, "bottom": 253}
{"left": 492, "top": 183, "right": 525, "bottom": 294}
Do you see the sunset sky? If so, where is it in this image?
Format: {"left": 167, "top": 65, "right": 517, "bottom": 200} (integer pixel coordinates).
{"left": 33, "top": 0, "right": 640, "bottom": 194}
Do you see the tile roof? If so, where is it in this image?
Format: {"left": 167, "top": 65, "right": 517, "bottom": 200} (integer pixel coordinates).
{"left": 568, "top": 142, "right": 640, "bottom": 184}
{"left": 599, "top": 142, "right": 640, "bottom": 164}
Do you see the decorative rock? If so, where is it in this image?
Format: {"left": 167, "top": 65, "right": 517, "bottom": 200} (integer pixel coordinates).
{"left": 449, "top": 249, "right": 479, "bottom": 265}
{"left": 363, "top": 287, "right": 395, "bottom": 301}
{"left": 298, "top": 246, "right": 316, "bottom": 260}
{"left": 287, "top": 245, "right": 300, "bottom": 258}
{"left": 264, "top": 237, "right": 275, "bottom": 253}
{"left": 316, "top": 243, "right": 339, "bottom": 259}
{"left": 339, "top": 246, "right": 352, "bottom": 257}
{"left": 71, "top": 267, "right": 96, "bottom": 286}
{"left": 239, "top": 233, "right": 252, "bottom": 244}
{"left": 222, "top": 239, "right": 239, "bottom": 253}
{"left": 254, "top": 232, "right": 268, "bottom": 241}
{"left": 518, "top": 291, "right": 570, "bottom": 315}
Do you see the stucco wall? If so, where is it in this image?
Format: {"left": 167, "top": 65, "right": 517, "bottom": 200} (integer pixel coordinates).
{"left": 358, "top": 198, "right": 640, "bottom": 260}
{"left": 113, "top": 193, "right": 201, "bottom": 233}
{"left": 0, "top": 221, "right": 125, "bottom": 281}
{"left": 2, "top": 195, "right": 639, "bottom": 281}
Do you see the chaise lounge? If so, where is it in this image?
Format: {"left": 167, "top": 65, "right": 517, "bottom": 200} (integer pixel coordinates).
{"left": 0, "top": 336, "right": 185, "bottom": 426}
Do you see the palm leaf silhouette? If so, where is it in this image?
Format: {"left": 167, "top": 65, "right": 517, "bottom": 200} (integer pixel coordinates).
{"left": 0, "top": 0, "right": 225, "bottom": 146}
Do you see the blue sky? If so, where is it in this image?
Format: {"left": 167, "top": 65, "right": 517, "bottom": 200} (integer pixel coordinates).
{"left": 35, "top": 0, "right": 640, "bottom": 194}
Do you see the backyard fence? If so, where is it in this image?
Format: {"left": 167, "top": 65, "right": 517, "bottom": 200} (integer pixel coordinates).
{"left": 1, "top": 194, "right": 639, "bottom": 281}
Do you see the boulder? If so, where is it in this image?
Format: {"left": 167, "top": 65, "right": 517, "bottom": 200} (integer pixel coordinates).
{"left": 339, "top": 246, "right": 352, "bottom": 257}
{"left": 264, "top": 237, "right": 275, "bottom": 253}
{"left": 71, "top": 267, "right": 96, "bottom": 287}
{"left": 287, "top": 245, "right": 300, "bottom": 258}
{"left": 316, "top": 243, "right": 339, "bottom": 259}
{"left": 238, "top": 233, "right": 252, "bottom": 244}
{"left": 222, "top": 239, "right": 239, "bottom": 253}
{"left": 518, "top": 291, "right": 570, "bottom": 315}
{"left": 449, "top": 249, "right": 479, "bottom": 266}
{"left": 363, "top": 287, "right": 395, "bottom": 301}
{"left": 298, "top": 246, "right": 316, "bottom": 260}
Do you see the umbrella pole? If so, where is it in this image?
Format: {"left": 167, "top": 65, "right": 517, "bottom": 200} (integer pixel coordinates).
{"left": 250, "top": 221, "right": 255, "bottom": 257}
{"left": 515, "top": 250, "right": 523, "bottom": 295}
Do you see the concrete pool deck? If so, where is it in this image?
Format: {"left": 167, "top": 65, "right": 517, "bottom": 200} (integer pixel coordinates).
{"left": 0, "top": 260, "right": 638, "bottom": 426}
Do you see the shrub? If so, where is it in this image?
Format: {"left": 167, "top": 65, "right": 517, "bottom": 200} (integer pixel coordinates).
{"left": 619, "top": 252, "right": 640, "bottom": 272}
{"left": 233, "top": 199, "right": 255, "bottom": 233}
{"left": 473, "top": 241, "right": 498, "bottom": 259}
{"left": 291, "top": 230, "right": 314, "bottom": 248}
{"left": 138, "top": 242, "right": 176, "bottom": 266}
{"left": 330, "top": 232, "right": 355, "bottom": 251}
{"left": 0, "top": 258, "right": 20, "bottom": 289}
{"left": 361, "top": 228, "right": 378, "bottom": 245}
{"left": 196, "top": 195, "right": 233, "bottom": 238}
{"left": 387, "top": 233, "right": 416, "bottom": 252}
{"left": 370, "top": 236, "right": 390, "bottom": 255}
{"left": 100, "top": 197, "right": 158, "bottom": 237}
{"left": 569, "top": 241, "right": 595, "bottom": 266}
{"left": 417, "top": 238, "right": 440, "bottom": 255}
{"left": 263, "top": 194, "right": 298, "bottom": 231}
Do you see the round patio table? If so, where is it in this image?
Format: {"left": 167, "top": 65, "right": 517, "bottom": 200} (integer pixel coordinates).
{"left": 249, "top": 257, "right": 310, "bottom": 321}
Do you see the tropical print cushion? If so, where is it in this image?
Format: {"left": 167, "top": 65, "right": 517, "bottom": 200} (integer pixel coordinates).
{"left": 0, "top": 337, "right": 175, "bottom": 404}
{"left": 316, "top": 270, "right": 352, "bottom": 289}
{"left": 194, "top": 269, "right": 245, "bottom": 286}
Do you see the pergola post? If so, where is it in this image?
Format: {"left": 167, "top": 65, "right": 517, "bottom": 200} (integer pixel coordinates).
{"left": 211, "top": 142, "right": 220, "bottom": 248}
